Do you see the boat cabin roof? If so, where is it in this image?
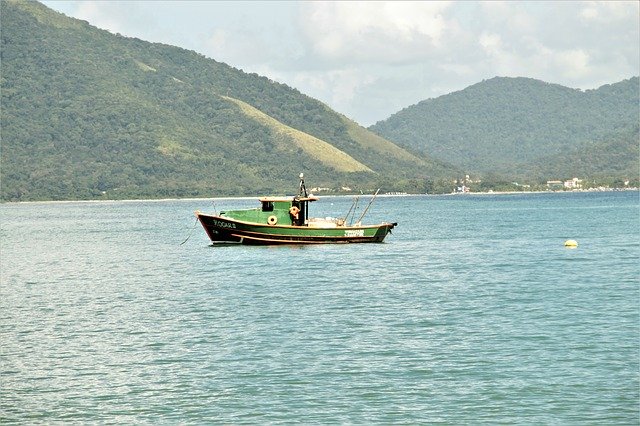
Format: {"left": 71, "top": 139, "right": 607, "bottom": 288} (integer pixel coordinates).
{"left": 259, "top": 196, "right": 319, "bottom": 203}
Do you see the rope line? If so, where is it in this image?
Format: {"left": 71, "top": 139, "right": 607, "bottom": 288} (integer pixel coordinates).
{"left": 180, "top": 217, "right": 199, "bottom": 245}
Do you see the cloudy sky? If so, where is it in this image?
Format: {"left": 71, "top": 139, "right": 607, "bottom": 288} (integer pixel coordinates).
{"left": 41, "top": 1, "right": 639, "bottom": 126}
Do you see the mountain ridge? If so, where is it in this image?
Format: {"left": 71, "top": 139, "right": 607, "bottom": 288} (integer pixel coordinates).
{"left": 1, "top": 0, "right": 449, "bottom": 201}
{"left": 2, "top": 1, "right": 637, "bottom": 202}
{"left": 369, "top": 76, "right": 639, "bottom": 179}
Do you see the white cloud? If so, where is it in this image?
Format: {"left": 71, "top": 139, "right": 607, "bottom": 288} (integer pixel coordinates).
{"left": 207, "top": 28, "right": 227, "bottom": 52}
{"left": 555, "top": 49, "right": 591, "bottom": 78}
{"left": 479, "top": 32, "right": 503, "bottom": 56}
{"left": 73, "top": 1, "right": 158, "bottom": 39}
{"left": 299, "top": 1, "right": 453, "bottom": 63}
{"left": 580, "top": 1, "right": 636, "bottom": 22}
{"left": 327, "top": 69, "right": 377, "bottom": 106}
{"left": 74, "top": 1, "right": 126, "bottom": 34}
{"left": 290, "top": 68, "right": 377, "bottom": 113}
{"left": 580, "top": 5, "right": 599, "bottom": 21}
{"left": 204, "top": 28, "right": 273, "bottom": 66}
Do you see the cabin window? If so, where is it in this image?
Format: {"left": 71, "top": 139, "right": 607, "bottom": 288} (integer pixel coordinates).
{"left": 262, "top": 201, "right": 274, "bottom": 212}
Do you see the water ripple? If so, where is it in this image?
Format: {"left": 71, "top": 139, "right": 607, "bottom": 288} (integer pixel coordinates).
{"left": 1, "top": 192, "right": 638, "bottom": 423}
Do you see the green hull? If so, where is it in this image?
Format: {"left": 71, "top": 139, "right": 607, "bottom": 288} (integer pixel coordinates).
{"left": 196, "top": 177, "right": 397, "bottom": 245}
{"left": 196, "top": 212, "right": 396, "bottom": 245}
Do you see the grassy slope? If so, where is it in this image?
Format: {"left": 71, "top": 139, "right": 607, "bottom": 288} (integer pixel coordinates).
{"left": 222, "top": 96, "right": 371, "bottom": 173}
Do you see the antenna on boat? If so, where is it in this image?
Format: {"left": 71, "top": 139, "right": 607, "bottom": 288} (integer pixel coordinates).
{"left": 211, "top": 198, "right": 218, "bottom": 216}
{"left": 298, "top": 173, "right": 308, "bottom": 198}
{"left": 355, "top": 188, "right": 380, "bottom": 225}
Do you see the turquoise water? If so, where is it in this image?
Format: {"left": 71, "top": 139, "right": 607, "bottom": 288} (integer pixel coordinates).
{"left": 1, "top": 191, "right": 638, "bottom": 424}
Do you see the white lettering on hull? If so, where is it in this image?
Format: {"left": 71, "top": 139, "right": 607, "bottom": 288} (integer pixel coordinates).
{"left": 212, "top": 219, "right": 236, "bottom": 229}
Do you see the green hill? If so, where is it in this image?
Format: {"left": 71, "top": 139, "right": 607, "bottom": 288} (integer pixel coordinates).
{"left": 517, "top": 124, "right": 639, "bottom": 182}
{"left": 1, "top": 0, "right": 452, "bottom": 201}
{"left": 369, "top": 76, "right": 639, "bottom": 180}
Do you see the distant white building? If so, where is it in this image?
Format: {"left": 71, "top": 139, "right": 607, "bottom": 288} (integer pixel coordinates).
{"left": 564, "top": 178, "right": 583, "bottom": 189}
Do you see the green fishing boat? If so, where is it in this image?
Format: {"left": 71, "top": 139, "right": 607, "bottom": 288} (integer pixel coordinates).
{"left": 195, "top": 174, "right": 397, "bottom": 245}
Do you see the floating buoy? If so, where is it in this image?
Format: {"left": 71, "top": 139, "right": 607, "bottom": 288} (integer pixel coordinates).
{"left": 564, "top": 239, "right": 578, "bottom": 248}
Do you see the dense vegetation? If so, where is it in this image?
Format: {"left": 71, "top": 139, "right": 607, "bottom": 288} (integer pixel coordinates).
{"left": 515, "top": 124, "right": 639, "bottom": 182}
{"left": 1, "top": 0, "right": 450, "bottom": 201}
{"left": 2, "top": 1, "right": 637, "bottom": 201}
{"left": 370, "top": 76, "right": 639, "bottom": 184}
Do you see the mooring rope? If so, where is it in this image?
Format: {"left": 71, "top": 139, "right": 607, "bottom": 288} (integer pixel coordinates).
{"left": 180, "top": 216, "right": 199, "bottom": 245}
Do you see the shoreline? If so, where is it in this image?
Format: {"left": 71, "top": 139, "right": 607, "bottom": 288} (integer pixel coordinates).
{"left": 1, "top": 187, "right": 638, "bottom": 206}
{"left": 445, "top": 187, "right": 640, "bottom": 196}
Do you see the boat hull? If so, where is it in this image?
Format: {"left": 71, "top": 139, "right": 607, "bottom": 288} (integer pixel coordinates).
{"left": 196, "top": 212, "right": 396, "bottom": 245}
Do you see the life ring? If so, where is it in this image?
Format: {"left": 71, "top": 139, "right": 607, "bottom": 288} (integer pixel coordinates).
{"left": 267, "top": 215, "right": 278, "bottom": 225}
{"left": 289, "top": 206, "right": 300, "bottom": 219}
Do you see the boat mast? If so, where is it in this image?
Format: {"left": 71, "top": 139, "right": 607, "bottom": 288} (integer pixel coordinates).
{"left": 295, "top": 173, "right": 309, "bottom": 225}
{"left": 298, "top": 173, "right": 308, "bottom": 197}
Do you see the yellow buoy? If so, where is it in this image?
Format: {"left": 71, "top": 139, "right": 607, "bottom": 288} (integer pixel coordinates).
{"left": 564, "top": 239, "right": 578, "bottom": 248}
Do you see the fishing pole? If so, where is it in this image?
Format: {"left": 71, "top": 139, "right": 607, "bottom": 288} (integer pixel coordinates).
{"left": 343, "top": 195, "right": 359, "bottom": 226}
{"left": 354, "top": 188, "right": 380, "bottom": 225}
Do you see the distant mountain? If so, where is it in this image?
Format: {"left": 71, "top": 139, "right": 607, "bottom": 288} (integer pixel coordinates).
{"left": 518, "top": 123, "right": 639, "bottom": 181}
{"left": 1, "top": 0, "right": 453, "bottom": 201}
{"left": 369, "top": 76, "right": 639, "bottom": 180}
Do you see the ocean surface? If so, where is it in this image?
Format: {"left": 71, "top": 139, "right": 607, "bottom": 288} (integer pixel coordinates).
{"left": 1, "top": 191, "right": 638, "bottom": 424}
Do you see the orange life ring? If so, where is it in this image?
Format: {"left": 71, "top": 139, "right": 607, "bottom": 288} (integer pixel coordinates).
{"left": 267, "top": 215, "right": 278, "bottom": 225}
{"left": 289, "top": 206, "right": 300, "bottom": 219}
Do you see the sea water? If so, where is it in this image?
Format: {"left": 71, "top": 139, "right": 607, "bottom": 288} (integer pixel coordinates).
{"left": 1, "top": 191, "right": 638, "bottom": 424}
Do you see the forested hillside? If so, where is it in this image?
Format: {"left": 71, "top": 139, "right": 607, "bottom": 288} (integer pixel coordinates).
{"left": 1, "top": 0, "right": 451, "bottom": 201}
{"left": 370, "top": 76, "right": 639, "bottom": 180}
{"left": 515, "top": 124, "right": 639, "bottom": 181}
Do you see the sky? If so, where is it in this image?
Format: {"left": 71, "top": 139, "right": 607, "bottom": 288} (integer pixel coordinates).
{"left": 41, "top": 1, "right": 639, "bottom": 127}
